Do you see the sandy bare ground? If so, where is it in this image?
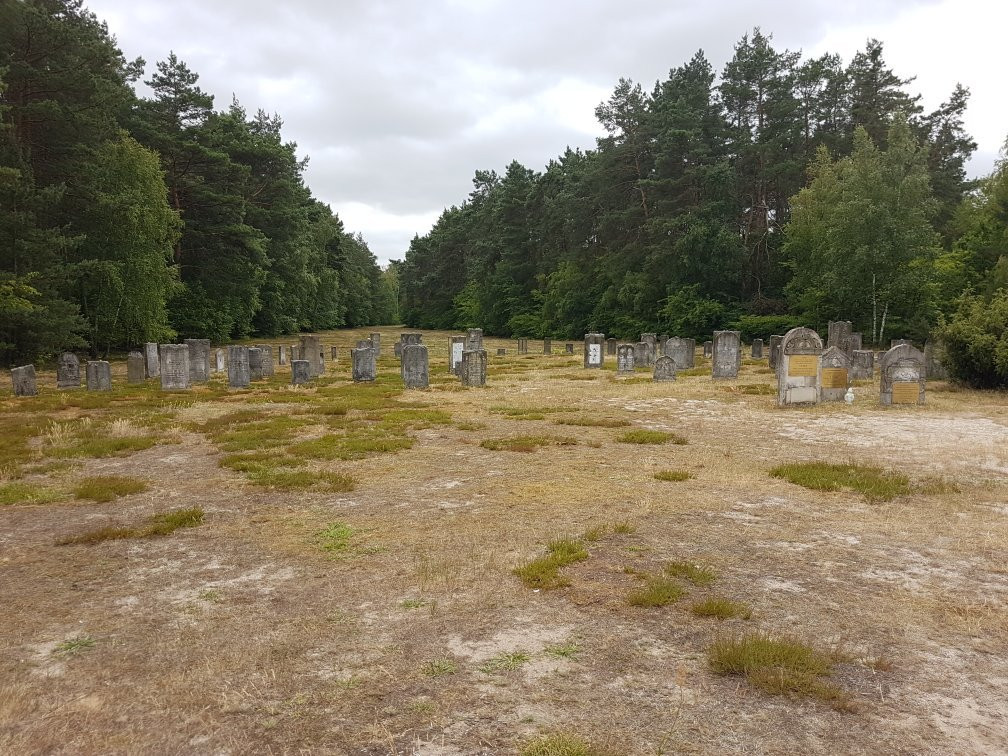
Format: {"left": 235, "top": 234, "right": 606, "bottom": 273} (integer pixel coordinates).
{"left": 1, "top": 327, "right": 1007, "bottom": 755}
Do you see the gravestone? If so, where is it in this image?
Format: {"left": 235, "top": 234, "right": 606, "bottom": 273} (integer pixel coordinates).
{"left": 584, "top": 333, "right": 605, "bottom": 369}
{"left": 278, "top": 345, "right": 287, "bottom": 365}
{"left": 641, "top": 333, "right": 657, "bottom": 364}
{"left": 185, "top": 338, "right": 211, "bottom": 383}
{"left": 517, "top": 338, "right": 528, "bottom": 355}
{"left": 617, "top": 344, "right": 635, "bottom": 374}
{"left": 449, "top": 336, "right": 465, "bottom": 376}
{"left": 466, "top": 329, "right": 483, "bottom": 353}
{"left": 606, "top": 337, "right": 617, "bottom": 356}
{"left": 291, "top": 360, "right": 311, "bottom": 385}
{"left": 127, "top": 351, "right": 145, "bottom": 384}
{"left": 768, "top": 335, "right": 783, "bottom": 371}
{"left": 86, "top": 360, "right": 111, "bottom": 391}
{"left": 319, "top": 347, "right": 326, "bottom": 373}
{"left": 851, "top": 332, "right": 863, "bottom": 352}
{"left": 394, "top": 342, "right": 402, "bottom": 358}
{"left": 300, "top": 335, "right": 323, "bottom": 378}
{"left": 658, "top": 333, "right": 669, "bottom": 348}
{"left": 356, "top": 339, "right": 373, "bottom": 351}
{"left": 924, "top": 341, "right": 949, "bottom": 380}
{"left": 370, "top": 332, "right": 382, "bottom": 357}
{"left": 227, "top": 346, "right": 250, "bottom": 388}
{"left": 828, "top": 321, "right": 854, "bottom": 358}
{"left": 248, "top": 347, "right": 264, "bottom": 381}
{"left": 544, "top": 338, "right": 552, "bottom": 355}
{"left": 460, "top": 349, "right": 487, "bottom": 387}
{"left": 633, "top": 342, "right": 649, "bottom": 368}
{"left": 653, "top": 355, "right": 676, "bottom": 382}
{"left": 565, "top": 343, "right": 574, "bottom": 355}
{"left": 257, "top": 346, "right": 274, "bottom": 377}
{"left": 751, "top": 339, "right": 764, "bottom": 359}
{"left": 683, "top": 339, "right": 696, "bottom": 368}
{"left": 215, "top": 349, "right": 225, "bottom": 373}
{"left": 352, "top": 347, "right": 376, "bottom": 382}
{"left": 159, "top": 345, "right": 190, "bottom": 390}
{"left": 401, "top": 332, "right": 422, "bottom": 347}
{"left": 819, "top": 346, "right": 851, "bottom": 402}
{"left": 331, "top": 346, "right": 339, "bottom": 362}
{"left": 890, "top": 338, "right": 912, "bottom": 349}
{"left": 880, "top": 344, "right": 925, "bottom": 406}
{"left": 497, "top": 348, "right": 506, "bottom": 356}
{"left": 401, "top": 344, "right": 429, "bottom": 389}
{"left": 664, "top": 337, "right": 693, "bottom": 370}
{"left": 851, "top": 350, "right": 874, "bottom": 380}
{"left": 57, "top": 352, "right": 81, "bottom": 389}
{"left": 703, "top": 340, "right": 713, "bottom": 358}
{"left": 144, "top": 342, "right": 160, "bottom": 379}
{"left": 11, "top": 365, "right": 36, "bottom": 397}
{"left": 290, "top": 343, "right": 300, "bottom": 361}
{"left": 776, "top": 327, "right": 823, "bottom": 406}
{"left": 711, "top": 330, "right": 741, "bottom": 379}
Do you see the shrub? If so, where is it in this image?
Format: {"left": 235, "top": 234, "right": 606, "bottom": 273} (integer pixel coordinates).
{"left": 935, "top": 289, "right": 1008, "bottom": 389}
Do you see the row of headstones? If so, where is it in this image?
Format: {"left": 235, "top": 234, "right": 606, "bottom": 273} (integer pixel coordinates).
{"left": 513, "top": 338, "right": 578, "bottom": 356}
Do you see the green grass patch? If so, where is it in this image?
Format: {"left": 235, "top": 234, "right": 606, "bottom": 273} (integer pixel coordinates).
{"left": 691, "top": 597, "right": 752, "bottom": 620}
{"left": 0, "top": 482, "right": 62, "bottom": 506}
{"left": 665, "top": 561, "right": 716, "bottom": 586}
{"left": 553, "top": 416, "right": 630, "bottom": 428}
{"left": 454, "top": 421, "right": 486, "bottom": 431}
{"left": 769, "top": 461, "right": 912, "bottom": 502}
{"left": 57, "top": 506, "right": 204, "bottom": 545}
{"left": 544, "top": 640, "right": 580, "bottom": 659}
{"left": 423, "top": 657, "right": 457, "bottom": 677}
{"left": 727, "top": 383, "right": 776, "bottom": 395}
{"left": 676, "top": 367, "right": 709, "bottom": 377}
{"left": 316, "top": 521, "right": 353, "bottom": 553}
{"left": 612, "top": 521, "right": 635, "bottom": 534}
{"left": 617, "top": 429, "right": 687, "bottom": 445}
{"left": 521, "top": 733, "right": 594, "bottom": 756}
{"left": 627, "top": 575, "right": 686, "bottom": 607}
{"left": 479, "top": 650, "right": 531, "bottom": 674}
{"left": 490, "top": 405, "right": 567, "bottom": 421}
{"left": 481, "top": 435, "right": 578, "bottom": 453}
{"left": 514, "top": 536, "right": 589, "bottom": 590}
{"left": 654, "top": 469, "right": 692, "bottom": 482}
{"left": 72, "top": 475, "right": 148, "bottom": 503}
{"left": 53, "top": 635, "right": 96, "bottom": 656}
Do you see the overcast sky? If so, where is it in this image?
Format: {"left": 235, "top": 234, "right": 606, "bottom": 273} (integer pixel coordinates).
{"left": 88, "top": 0, "right": 1007, "bottom": 266}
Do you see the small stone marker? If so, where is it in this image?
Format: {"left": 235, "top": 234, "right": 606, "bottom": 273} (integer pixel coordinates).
{"left": 300, "top": 335, "right": 323, "bottom": 377}
{"left": 228, "top": 346, "right": 250, "bottom": 388}
{"left": 144, "top": 342, "right": 160, "bottom": 379}
{"left": 394, "top": 342, "right": 402, "bottom": 358}
{"left": 584, "top": 333, "right": 605, "bottom": 369}
{"left": 851, "top": 350, "right": 874, "bottom": 380}
{"left": 617, "top": 344, "right": 635, "bottom": 374}
{"left": 12, "top": 365, "right": 37, "bottom": 396}
{"left": 248, "top": 348, "right": 264, "bottom": 381}
{"left": 703, "top": 340, "right": 713, "bottom": 358}
{"left": 497, "top": 348, "right": 506, "bottom": 356}
{"left": 159, "top": 345, "right": 190, "bottom": 390}
{"left": 352, "top": 347, "right": 376, "bottom": 382}
{"left": 664, "top": 337, "right": 692, "bottom": 370}
{"left": 291, "top": 360, "right": 311, "bottom": 385}
{"left": 370, "top": 332, "right": 381, "bottom": 357}
{"left": 460, "top": 349, "right": 487, "bottom": 387}
{"left": 641, "top": 333, "right": 657, "bottom": 364}
{"left": 517, "top": 338, "right": 528, "bottom": 355}
{"left": 258, "top": 346, "right": 274, "bottom": 377}
{"left": 185, "top": 338, "right": 211, "bottom": 383}
{"left": 633, "top": 342, "right": 649, "bottom": 367}
{"left": 711, "top": 330, "right": 741, "bottom": 379}
{"left": 466, "top": 329, "right": 483, "bottom": 353}
{"left": 278, "top": 345, "right": 287, "bottom": 365}
{"left": 565, "top": 343, "right": 574, "bottom": 355}
{"left": 880, "top": 344, "right": 925, "bottom": 406}
{"left": 449, "top": 336, "right": 465, "bottom": 376}
{"left": 819, "top": 346, "right": 850, "bottom": 402}
{"left": 751, "top": 339, "right": 764, "bottom": 359}
{"left": 768, "top": 335, "right": 783, "bottom": 371}
{"left": 606, "top": 337, "right": 617, "bottom": 356}
{"left": 127, "top": 351, "right": 145, "bottom": 384}
{"left": 544, "top": 338, "right": 552, "bottom": 355}
{"left": 653, "top": 355, "right": 676, "bottom": 382}
{"left": 86, "top": 360, "right": 111, "bottom": 391}
{"left": 331, "top": 346, "right": 339, "bottom": 362}
{"left": 401, "top": 343, "right": 429, "bottom": 389}
{"left": 57, "top": 352, "right": 81, "bottom": 389}
{"left": 215, "top": 348, "right": 225, "bottom": 373}
{"left": 776, "top": 327, "right": 823, "bottom": 406}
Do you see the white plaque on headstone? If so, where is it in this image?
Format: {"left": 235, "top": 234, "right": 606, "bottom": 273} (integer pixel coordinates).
{"left": 451, "top": 342, "right": 464, "bottom": 370}
{"left": 588, "top": 343, "right": 601, "bottom": 365}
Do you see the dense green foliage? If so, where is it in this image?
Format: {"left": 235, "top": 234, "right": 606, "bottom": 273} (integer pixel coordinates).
{"left": 0, "top": 0, "right": 394, "bottom": 364}
{"left": 399, "top": 31, "right": 1003, "bottom": 357}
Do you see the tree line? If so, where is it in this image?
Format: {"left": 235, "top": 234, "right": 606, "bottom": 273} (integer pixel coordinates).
{"left": 397, "top": 30, "right": 1007, "bottom": 385}
{"left": 1, "top": 0, "right": 397, "bottom": 366}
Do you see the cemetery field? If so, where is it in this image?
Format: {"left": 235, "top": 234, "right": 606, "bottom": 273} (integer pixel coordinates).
{"left": 2, "top": 328, "right": 1008, "bottom": 755}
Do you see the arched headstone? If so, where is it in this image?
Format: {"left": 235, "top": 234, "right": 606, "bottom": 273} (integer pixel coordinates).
{"left": 880, "top": 344, "right": 925, "bottom": 406}
{"left": 777, "top": 327, "right": 822, "bottom": 406}
{"left": 712, "top": 330, "right": 741, "bottom": 379}
{"left": 819, "top": 346, "right": 851, "bottom": 402}
{"left": 653, "top": 356, "right": 676, "bottom": 382}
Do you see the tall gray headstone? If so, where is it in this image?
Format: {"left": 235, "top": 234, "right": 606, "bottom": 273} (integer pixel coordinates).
{"left": 828, "top": 321, "right": 854, "bottom": 358}
{"left": 185, "top": 338, "right": 211, "bottom": 383}
{"left": 466, "top": 329, "right": 483, "bottom": 353}
{"left": 776, "top": 327, "right": 823, "bottom": 406}
{"left": 57, "top": 352, "right": 81, "bottom": 389}
{"left": 617, "top": 344, "right": 635, "bottom": 374}
{"left": 851, "top": 350, "right": 874, "bottom": 380}
{"left": 751, "top": 339, "right": 764, "bottom": 359}
{"left": 880, "top": 344, "right": 925, "bottom": 406}
{"left": 460, "top": 349, "right": 487, "bottom": 387}
{"left": 543, "top": 338, "right": 552, "bottom": 355}
{"left": 291, "top": 360, "right": 311, "bottom": 385}
{"left": 641, "top": 333, "right": 657, "bottom": 364}
{"left": 258, "top": 345, "right": 274, "bottom": 377}
{"left": 369, "top": 332, "right": 382, "bottom": 357}
{"left": 214, "top": 348, "right": 225, "bottom": 373}
{"left": 331, "top": 345, "right": 339, "bottom": 362}
{"left": 12, "top": 365, "right": 37, "bottom": 397}
{"left": 449, "top": 336, "right": 465, "bottom": 376}
{"left": 633, "top": 342, "right": 649, "bottom": 367}
{"left": 712, "top": 330, "right": 741, "bottom": 379}
{"left": 683, "top": 339, "right": 696, "bottom": 368}
{"left": 228, "top": 346, "right": 250, "bottom": 388}
{"left": 144, "top": 342, "right": 160, "bottom": 379}
{"left": 584, "top": 333, "right": 605, "bottom": 368}
{"left": 278, "top": 345, "right": 287, "bottom": 366}
{"left": 664, "top": 337, "right": 692, "bottom": 370}
{"left": 86, "top": 360, "right": 111, "bottom": 391}
{"left": 658, "top": 333, "right": 669, "bottom": 348}
{"left": 248, "top": 348, "right": 264, "bottom": 381}
{"left": 401, "top": 344, "right": 429, "bottom": 389}
{"left": 819, "top": 346, "right": 851, "bottom": 402}
{"left": 159, "top": 345, "right": 190, "bottom": 391}
{"left": 653, "top": 355, "right": 676, "bottom": 382}
{"left": 768, "top": 335, "right": 783, "bottom": 372}
{"left": 290, "top": 343, "right": 300, "bottom": 361}
{"left": 394, "top": 342, "right": 403, "bottom": 358}
{"left": 606, "top": 337, "right": 617, "bottom": 356}
{"left": 127, "top": 351, "right": 145, "bottom": 384}
{"left": 300, "top": 335, "right": 323, "bottom": 377}
{"left": 703, "top": 340, "right": 713, "bottom": 358}
{"left": 352, "top": 347, "right": 376, "bottom": 382}
{"left": 517, "top": 338, "right": 528, "bottom": 355}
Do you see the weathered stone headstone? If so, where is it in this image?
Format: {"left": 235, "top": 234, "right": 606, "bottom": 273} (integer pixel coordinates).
{"left": 683, "top": 339, "right": 696, "bottom": 368}
{"left": 776, "top": 327, "right": 823, "bottom": 406}
{"left": 711, "top": 330, "right": 741, "bottom": 379}
{"left": 278, "top": 345, "right": 287, "bottom": 365}
{"left": 851, "top": 350, "right": 874, "bottom": 380}
{"left": 291, "top": 360, "right": 311, "bottom": 385}
{"left": 517, "top": 338, "right": 528, "bottom": 355}
{"left": 819, "top": 346, "right": 851, "bottom": 402}
{"left": 401, "top": 332, "right": 422, "bottom": 347}
{"left": 460, "top": 349, "right": 487, "bottom": 387}
{"left": 227, "top": 346, "right": 250, "bottom": 388}
{"left": 658, "top": 333, "right": 669, "bottom": 348}
{"left": 127, "top": 351, "right": 146, "bottom": 384}
{"left": 248, "top": 348, "right": 264, "bottom": 381}
{"left": 497, "top": 348, "right": 506, "bottom": 356}
{"left": 664, "top": 337, "right": 693, "bottom": 370}
{"left": 370, "top": 332, "right": 381, "bottom": 357}
{"left": 356, "top": 339, "right": 373, "bottom": 351}
{"left": 257, "top": 346, "right": 274, "bottom": 377}
{"left": 57, "top": 352, "right": 81, "bottom": 389}
{"left": 401, "top": 344, "right": 429, "bottom": 389}
{"left": 449, "top": 336, "right": 465, "bottom": 376}
{"left": 828, "top": 321, "right": 853, "bottom": 358}
{"left": 851, "top": 332, "right": 863, "bottom": 352}
{"left": 633, "top": 342, "right": 649, "bottom": 367}
{"left": 394, "top": 342, "right": 403, "bottom": 358}
{"left": 880, "top": 344, "right": 925, "bottom": 406}
{"left": 215, "top": 349, "right": 225, "bottom": 373}
{"left": 466, "top": 329, "right": 483, "bottom": 353}
{"left": 144, "top": 342, "right": 160, "bottom": 379}
{"left": 159, "top": 345, "right": 190, "bottom": 391}
{"left": 290, "top": 343, "right": 300, "bottom": 361}
{"left": 703, "top": 340, "right": 713, "bottom": 358}
{"left": 924, "top": 341, "right": 949, "bottom": 380}
{"left": 641, "top": 333, "right": 657, "bottom": 364}
{"left": 184, "top": 338, "right": 211, "bottom": 383}
{"left": 86, "top": 360, "right": 111, "bottom": 391}
{"left": 319, "top": 347, "right": 326, "bottom": 373}
{"left": 300, "top": 335, "right": 323, "bottom": 378}
{"left": 565, "top": 343, "right": 574, "bottom": 355}
{"left": 768, "top": 335, "right": 783, "bottom": 371}
{"left": 584, "top": 333, "right": 605, "bottom": 369}
{"left": 352, "top": 347, "right": 376, "bottom": 382}
{"left": 331, "top": 346, "right": 339, "bottom": 362}
{"left": 11, "top": 365, "right": 37, "bottom": 396}
{"left": 543, "top": 338, "right": 552, "bottom": 355}
{"left": 617, "top": 344, "right": 635, "bottom": 374}
{"left": 606, "top": 337, "right": 617, "bottom": 356}
{"left": 751, "top": 339, "right": 764, "bottom": 359}
{"left": 653, "top": 355, "right": 676, "bottom": 382}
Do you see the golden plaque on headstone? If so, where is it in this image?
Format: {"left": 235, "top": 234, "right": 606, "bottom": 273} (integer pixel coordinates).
{"left": 821, "top": 368, "right": 848, "bottom": 389}
{"left": 787, "top": 355, "right": 818, "bottom": 377}
{"left": 892, "top": 381, "right": 919, "bottom": 404}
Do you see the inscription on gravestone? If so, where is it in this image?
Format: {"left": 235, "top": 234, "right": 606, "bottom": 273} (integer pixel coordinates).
{"left": 449, "top": 336, "right": 465, "bottom": 376}
{"left": 851, "top": 350, "right": 874, "bottom": 380}
{"left": 819, "top": 346, "right": 850, "bottom": 402}
{"left": 880, "top": 344, "right": 925, "bottom": 406}
{"left": 159, "top": 344, "right": 191, "bottom": 391}
{"left": 664, "top": 337, "right": 692, "bottom": 370}
{"left": 584, "top": 333, "right": 605, "bottom": 369}
{"left": 460, "top": 349, "right": 487, "bottom": 387}
{"left": 653, "top": 355, "right": 676, "bottom": 382}
{"left": 228, "top": 346, "right": 250, "bottom": 388}
{"left": 352, "top": 347, "right": 376, "bottom": 382}
{"left": 466, "top": 329, "right": 483, "bottom": 353}
{"left": 291, "top": 360, "right": 311, "bottom": 385}
{"left": 127, "top": 351, "right": 145, "bottom": 384}
{"left": 248, "top": 348, "right": 264, "bottom": 381}
{"left": 401, "top": 344, "right": 429, "bottom": 389}
{"left": 12, "top": 365, "right": 37, "bottom": 397}
{"left": 711, "top": 331, "right": 741, "bottom": 379}
{"left": 617, "top": 344, "right": 635, "bottom": 374}
{"left": 86, "top": 360, "right": 111, "bottom": 391}
{"left": 185, "top": 339, "right": 211, "bottom": 383}
{"left": 777, "top": 327, "right": 822, "bottom": 406}
{"left": 57, "top": 352, "right": 81, "bottom": 389}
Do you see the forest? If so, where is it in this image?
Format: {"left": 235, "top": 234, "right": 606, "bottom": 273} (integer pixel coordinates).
{"left": 0, "top": 0, "right": 397, "bottom": 365}
{"left": 397, "top": 32, "right": 1007, "bottom": 386}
